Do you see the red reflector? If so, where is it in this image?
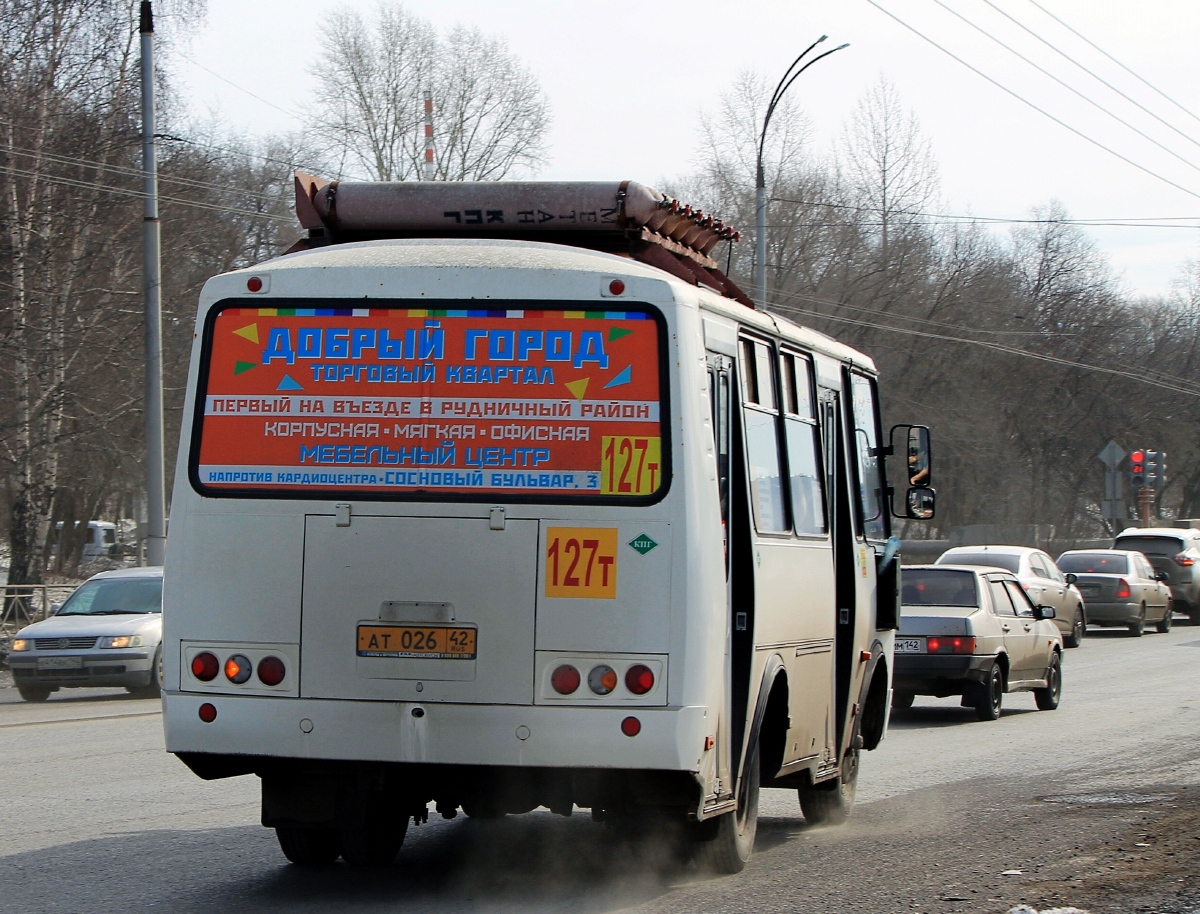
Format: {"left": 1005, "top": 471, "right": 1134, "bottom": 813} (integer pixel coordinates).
{"left": 1174, "top": 554, "right": 1194, "bottom": 567}
{"left": 246, "top": 276, "right": 263, "bottom": 292}
{"left": 198, "top": 703, "right": 217, "bottom": 723}
{"left": 550, "top": 664, "right": 580, "bottom": 695}
{"left": 191, "top": 652, "right": 219, "bottom": 682}
{"left": 621, "top": 716, "right": 641, "bottom": 737}
{"left": 257, "top": 656, "right": 286, "bottom": 686}
{"left": 224, "top": 654, "right": 252, "bottom": 684}
{"left": 608, "top": 279, "right": 625, "bottom": 296}
{"left": 1115, "top": 578, "right": 1132, "bottom": 599}
{"left": 625, "top": 664, "right": 655, "bottom": 695}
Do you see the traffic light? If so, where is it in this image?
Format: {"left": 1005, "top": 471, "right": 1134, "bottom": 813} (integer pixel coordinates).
{"left": 1146, "top": 450, "right": 1167, "bottom": 488}
{"left": 1130, "top": 449, "right": 1146, "bottom": 487}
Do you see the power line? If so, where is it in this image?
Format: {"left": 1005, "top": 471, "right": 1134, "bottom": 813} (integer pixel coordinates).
{"left": 174, "top": 51, "right": 305, "bottom": 125}
{"left": 768, "top": 288, "right": 1200, "bottom": 398}
{"left": 768, "top": 287, "right": 1200, "bottom": 393}
{"left": 766, "top": 196, "right": 1200, "bottom": 230}
{"left": 979, "top": 0, "right": 1200, "bottom": 156}
{"left": 1026, "top": 0, "right": 1200, "bottom": 131}
{"left": 931, "top": 0, "right": 1200, "bottom": 180}
{"left": 864, "top": 0, "right": 1200, "bottom": 202}
{"left": 0, "top": 162, "right": 295, "bottom": 223}
{"left": 2, "top": 141, "right": 284, "bottom": 208}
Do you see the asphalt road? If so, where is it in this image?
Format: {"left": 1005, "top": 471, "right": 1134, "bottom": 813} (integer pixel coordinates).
{"left": 2, "top": 623, "right": 1199, "bottom": 914}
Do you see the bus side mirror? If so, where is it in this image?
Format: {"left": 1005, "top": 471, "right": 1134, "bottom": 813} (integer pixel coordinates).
{"left": 905, "top": 487, "right": 936, "bottom": 519}
{"left": 890, "top": 424, "right": 933, "bottom": 518}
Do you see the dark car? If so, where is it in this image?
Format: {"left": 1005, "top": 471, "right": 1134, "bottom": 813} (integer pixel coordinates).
{"left": 1113, "top": 528, "right": 1200, "bottom": 622}
{"left": 1056, "top": 549, "right": 1172, "bottom": 636}
{"left": 894, "top": 565, "right": 1063, "bottom": 721}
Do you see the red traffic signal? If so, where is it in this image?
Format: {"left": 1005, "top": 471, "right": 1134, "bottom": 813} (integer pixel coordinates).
{"left": 1131, "top": 450, "right": 1146, "bottom": 487}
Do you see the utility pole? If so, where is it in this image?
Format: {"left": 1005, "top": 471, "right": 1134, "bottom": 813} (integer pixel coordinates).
{"left": 140, "top": 1, "right": 166, "bottom": 566}
{"left": 755, "top": 37, "right": 849, "bottom": 307}
{"left": 423, "top": 90, "right": 435, "bottom": 181}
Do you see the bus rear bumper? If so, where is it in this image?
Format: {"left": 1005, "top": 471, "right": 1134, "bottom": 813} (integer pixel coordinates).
{"left": 163, "top": 692, "right": 710, "bottom": 774}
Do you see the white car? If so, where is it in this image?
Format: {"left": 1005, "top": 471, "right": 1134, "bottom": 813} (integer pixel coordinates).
{"left": 6, "top": 566, "right": 163, "bottom": 702}
{"left": 935, "top": 545, "right": 1087, "bottom": 647}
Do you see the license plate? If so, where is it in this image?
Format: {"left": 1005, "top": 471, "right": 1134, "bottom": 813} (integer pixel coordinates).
{"left": 1079, "top": 585, "right": 1100, "bottom": 596}
{"left": 37, "top": 656, "right": 83, "bottom": 670}
{"left": 894, "top": 638, "right": 924, "bottom": 654}
{"left": 356, "top": 624, "right": 477, "bottom": 660}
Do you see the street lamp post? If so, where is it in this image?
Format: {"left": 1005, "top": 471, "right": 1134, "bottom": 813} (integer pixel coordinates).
{"left": 755, "top": 37, "right": 850, "bottom": 307}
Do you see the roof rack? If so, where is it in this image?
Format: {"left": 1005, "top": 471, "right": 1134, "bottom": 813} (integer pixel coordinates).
{"left": 289, "top": 173, "right": 753, "bottom": 308}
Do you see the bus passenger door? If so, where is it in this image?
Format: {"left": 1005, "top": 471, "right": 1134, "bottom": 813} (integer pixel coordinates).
{"left": 706, "top": 352, "right": 735, "bottom": 791}
{"left": 822, "top": 390, "right": 858, "bottom": 761}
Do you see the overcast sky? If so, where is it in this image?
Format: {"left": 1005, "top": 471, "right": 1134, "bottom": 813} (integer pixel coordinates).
{"left": 168, "top": 0, "right": 1200, "bottom": 297}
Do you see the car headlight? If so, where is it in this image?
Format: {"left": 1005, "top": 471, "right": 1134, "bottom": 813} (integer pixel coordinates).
{"left": 99, "top": 635, "right": 143, "bottom": 649}
{"left": 10, "top": 638, "right": 29, "bottom": 652}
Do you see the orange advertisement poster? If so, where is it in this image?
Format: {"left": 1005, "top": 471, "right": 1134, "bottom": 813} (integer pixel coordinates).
{"left": 192, "top": 303, "right": 665, "bottom": 499}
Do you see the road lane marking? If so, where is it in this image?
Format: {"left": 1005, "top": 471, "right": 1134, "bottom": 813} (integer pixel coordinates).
{"left": 0, "top": 710, "right": 161, "bottom": 729}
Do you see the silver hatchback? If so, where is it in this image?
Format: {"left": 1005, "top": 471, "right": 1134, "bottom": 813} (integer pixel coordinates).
{"left": 6, "top": 566, "right": 163, "bottom": 702}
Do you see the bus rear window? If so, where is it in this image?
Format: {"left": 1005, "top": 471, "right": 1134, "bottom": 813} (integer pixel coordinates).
{"left": 190, "top": 301, "right": 667, "bottom": 502}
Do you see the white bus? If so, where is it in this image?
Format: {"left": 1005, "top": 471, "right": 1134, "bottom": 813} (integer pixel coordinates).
{"left": 163, "top": 178, "right": 933, "bottom": 872}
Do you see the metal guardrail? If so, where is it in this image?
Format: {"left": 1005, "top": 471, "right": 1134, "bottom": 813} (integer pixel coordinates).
{"left": 1, "top": 585, "right": 79, "bottom": 638}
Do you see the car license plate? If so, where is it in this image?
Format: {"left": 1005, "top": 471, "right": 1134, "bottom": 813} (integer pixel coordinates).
{"left": 894, "top": 638, "right": 924, "bottom": 654}
{"left": 356, "top": 624, "right": 477, "bottom": 660}
{"left": 1079, "top": 585, "right": 1100, "bottom": 596}
{"left": 37, "top": 656, "right": 83, "bottom": 670}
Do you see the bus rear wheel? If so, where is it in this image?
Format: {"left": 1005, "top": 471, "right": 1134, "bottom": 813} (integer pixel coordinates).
{"left": 275, "top": 827, "right": 341, "bottom": 866}
{"left": 694, "top": 740, "right": 759, "bottom": 874}
{"left": 798, "top": 746, "right": 859, "bottom": 826}
{"left": 340, "top": 817, "right": 408, "bottom": 867}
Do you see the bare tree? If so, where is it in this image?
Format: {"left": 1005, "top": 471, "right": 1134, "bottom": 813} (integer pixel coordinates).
{"left": 0, "top": 0, "right": 144, "bottom": 586}
{"left": 839, "top": 76, "right": 939, "bottom": 259}
{"left": 311, "top": 2, "right": 550, "bottom": 181}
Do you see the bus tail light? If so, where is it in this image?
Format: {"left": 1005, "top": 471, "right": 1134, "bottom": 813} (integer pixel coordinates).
{"left": 925, "top": 636, "right": 976, "bottom": 654}
{"left": 191, "top": 652, "right": 219, "bottom": 681}
{"left": 625, "top": 664, "right": 654, "bottom": 695}
{"left": 1114, "top": 578, "right": 1132, "bottom": 599}
{"left": 588, "top": 665, "right": 618, "bottom": 695}
{"left": 257, "top": 656, "right": 286, "bottom": 686}
{"left": 224, "top": 654, "right": 252, "bottom": 684}
{"left": 621, "top": 716, "right": 641, "bottom": 737}
{"left": 551, "top": 664, "right": 580, "bottom": 695}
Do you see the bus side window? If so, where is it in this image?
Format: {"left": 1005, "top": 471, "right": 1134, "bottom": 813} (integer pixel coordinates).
{"left": 781, "top": 352, "right": 827, "bottom": 536}
{"left": 849, "top": 372, "right": 887, "bottom": 541}
{"left": 740, "top": 338, "right": 788, "bottom": 534}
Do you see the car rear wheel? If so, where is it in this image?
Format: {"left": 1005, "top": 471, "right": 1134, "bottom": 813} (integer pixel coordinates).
{"left": 972, "top": 662, "right": 1004, "bottom": 721}
{"left": 1129, "top": 604, "right": 1146, "bottom": 637}
{"left": 1034, "top": 653, "right": 1062, "bottom": 711}
{"left": 891, "top": 690, "right": 915, "bottom": 710}
{"left": 275, "top": 827, "right": 342, "bottom": 866}
{"left": 1064, "top": 606, "right": 1085, "bottom": 648}
{"left": 1156, "top": 602, "right": 1173, "bottom": 633}
{"left": 16, "top": 684, "right": 51, "bottom": 703}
